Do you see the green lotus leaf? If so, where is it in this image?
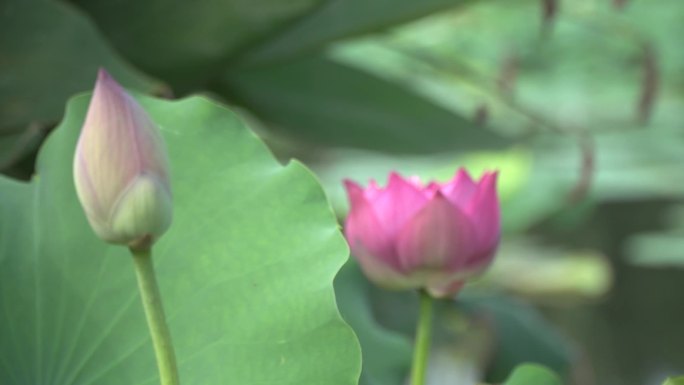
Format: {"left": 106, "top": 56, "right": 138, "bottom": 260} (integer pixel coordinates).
{"left": 0, "top": 93, "right": 361, "bottom": 385}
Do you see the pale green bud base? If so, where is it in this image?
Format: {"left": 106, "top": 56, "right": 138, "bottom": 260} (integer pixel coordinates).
{"left": 131, "top": 247, "right": 180, "bottom": 385}
{"left": 410, "top": 290, "right": 434, "bottom": 385}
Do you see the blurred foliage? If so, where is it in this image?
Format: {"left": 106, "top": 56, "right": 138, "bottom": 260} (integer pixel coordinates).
{"left": 237, "top": 0, "right": 474, "bottom": 65}
{"left": 336, "top": 262, "right": 411, "bottom": 385}
{"left": 3, "top": 0, "right": 684, "bottom": 384}
{"left": 664, "top": 377, "right": 684, "bottom": 385}
{"left": 500, "top": 363, "right": 564, "bottom": 385}
{"left": 459, "top": 295, "right": 575, "bottom": 382}
{"left": 627, "top": 204, "right": 684, "bottom": 267}
{"left": 218, "top": 55, "right": 508, "bottom": 153}
{"left": 72, "top": 0, "right": 321, "bottom": 90}
{"left": 480, "top": 240, "right": 612, "bottom": 303}
{"left": 0, "top": 0, "right": 161, "bottom": 172}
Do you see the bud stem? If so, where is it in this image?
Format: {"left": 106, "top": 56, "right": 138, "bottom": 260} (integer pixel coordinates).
{"left": 131, "top": 248, "right": 180, "bottom": 385}
{"left": 410, "top": 289, "right": 434, "bottom": 385}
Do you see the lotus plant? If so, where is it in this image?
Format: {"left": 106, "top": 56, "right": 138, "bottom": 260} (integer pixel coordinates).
{"left": 73, "top": 69, "right": 179, "bottom": 385}
{"left": 343, "top": 169, "right": 500, "bottom": 385}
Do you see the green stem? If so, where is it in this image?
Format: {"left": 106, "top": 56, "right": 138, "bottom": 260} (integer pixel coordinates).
{"left": 131, "top": 248, "right": 180, "bottom": 385}
{"left": 410, "top": 289, "right": 434, "bottom": 385}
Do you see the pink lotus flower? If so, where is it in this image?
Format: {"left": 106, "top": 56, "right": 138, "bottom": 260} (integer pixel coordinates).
{"left": 343, "top": 169, "right": 500, "bottom": 297}
{"left": 73, "top": 69, "right": 172, "bottom": 250}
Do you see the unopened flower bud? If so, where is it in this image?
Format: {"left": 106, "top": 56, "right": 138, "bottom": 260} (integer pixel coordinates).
{"left": 73, "top": 69, "right": 172, "bottom": 250}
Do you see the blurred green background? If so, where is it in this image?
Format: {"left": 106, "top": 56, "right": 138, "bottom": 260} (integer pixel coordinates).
{"left": 2, "top": 0, "right": 684, "bottom": 384}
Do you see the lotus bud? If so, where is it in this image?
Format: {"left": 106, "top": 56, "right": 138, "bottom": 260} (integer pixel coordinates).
{"left": 343, "top": 169, "right": 500, "bottom": 297}
{"left": 73, "top": 69, "right": 172, "bottom": 250}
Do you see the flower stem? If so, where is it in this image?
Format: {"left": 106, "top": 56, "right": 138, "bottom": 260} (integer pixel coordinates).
{"left": 410, "top": 289, "right": 434, "bottom": 385}
{"left": 131, "top": 248, "right": 180, "bottom": 385}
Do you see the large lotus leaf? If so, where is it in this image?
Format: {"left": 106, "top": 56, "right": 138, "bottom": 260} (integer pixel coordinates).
{"left": 72, "top": 0, "right": 321, "bottom": 90}
{"left": 0, "top": 0, "right": 160, "bottom": 133}
{"left": 219, "top": 55, "right": 509, "bottom": 154}
{"left": 0, "top": 93, "right": 361, "bottom": 384}
{"left": 335, "top": 261, "right": 412, "bottom": 385}
{"left": 239, "top": 0, "right": 470, "bottom": 65}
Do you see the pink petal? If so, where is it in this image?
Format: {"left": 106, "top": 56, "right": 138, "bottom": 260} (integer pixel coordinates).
{"left": 354, "top": 257, "right": 422, "bottom": 291}
{"left": 426, "top": 278, "right": 465, "bottom": 298}
{"left": 440, "top": 168, "right": 478, "bottom": 210}
{"left": 464, "top": 171, "right": 500, "bottom": 269}
{"left": 344, "top": 179, "right": 366, "bottom": 211}
{"left": 370, "top": 172, "right": 428, "bottom": 239}
{"left": 365, "top": 179, "right": 382, "bottom": 200}
{"left": 407, "top": 175, "right": 423, "bottom": 188}
{"left": 343, "top": 180, "right": 400, "bottom": 271}
{"left": 424, "top": 181, "right": 441, "bottom": 199}
{"left": 396, "top": 192, "right": 476, "bottom": 273}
